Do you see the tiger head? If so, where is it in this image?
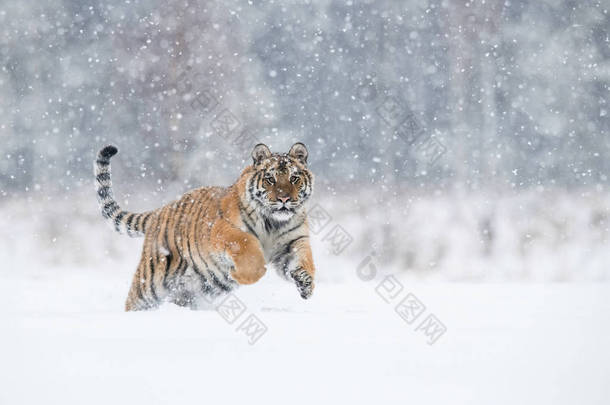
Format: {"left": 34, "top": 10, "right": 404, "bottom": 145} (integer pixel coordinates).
{"left": 247, "top": 142, "right": 314, "bottom": 222}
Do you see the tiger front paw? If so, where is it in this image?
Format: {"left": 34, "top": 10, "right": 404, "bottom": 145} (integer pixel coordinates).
{"left": 231, "top": 249, "right": 267, "bottom": 285}
{"left": 290, "top": 268, "right": 314, "bottom": 299}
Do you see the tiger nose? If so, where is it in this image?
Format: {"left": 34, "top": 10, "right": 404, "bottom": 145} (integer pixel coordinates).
{"left": 278, "top": 196, "right": 290, "bottom": 204}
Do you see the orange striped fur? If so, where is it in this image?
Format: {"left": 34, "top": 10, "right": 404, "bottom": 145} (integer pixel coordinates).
{"left": 95, "top": 143, "right": 316, "bottom": 311}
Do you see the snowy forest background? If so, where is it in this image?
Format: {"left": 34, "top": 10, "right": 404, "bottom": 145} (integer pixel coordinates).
{"left": 1, "top": 0, "right": 609, "bottom": 281}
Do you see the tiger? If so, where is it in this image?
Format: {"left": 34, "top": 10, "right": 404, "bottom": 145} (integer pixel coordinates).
{"left": 94, "top": 142, "right": 316, "bottom": 311}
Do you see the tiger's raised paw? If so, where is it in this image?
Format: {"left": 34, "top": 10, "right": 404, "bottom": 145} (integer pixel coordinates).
{"left": 290, "top": 268, "right": 314, "bottom": 299}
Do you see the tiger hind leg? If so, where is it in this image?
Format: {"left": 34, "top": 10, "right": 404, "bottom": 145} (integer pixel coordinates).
{"left": 124, "top": 270, "right": 159, "bottom": 311}
{"left": 124, "top": 252, "right": 169, "bottom": 311}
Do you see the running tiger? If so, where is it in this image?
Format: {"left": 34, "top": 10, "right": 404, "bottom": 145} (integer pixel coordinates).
{"left": 95, "top": 143, "right": 316, "bottom": 311}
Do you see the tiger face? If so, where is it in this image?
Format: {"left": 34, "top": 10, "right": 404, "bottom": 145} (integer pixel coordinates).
{"left": 248, "top": 142, "right": 314, "bottom": 222}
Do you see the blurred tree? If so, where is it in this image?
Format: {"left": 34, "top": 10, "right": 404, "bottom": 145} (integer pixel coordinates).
{"left": 0, "top": 0, "right": 608, "bottom": 200}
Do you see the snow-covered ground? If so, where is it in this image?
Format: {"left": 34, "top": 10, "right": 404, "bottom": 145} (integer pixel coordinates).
{"left": 1, "top": 190, "right": 608, "bottom": 404}
{"left": 2, "top": 261, "right": 609, "bottom": 405}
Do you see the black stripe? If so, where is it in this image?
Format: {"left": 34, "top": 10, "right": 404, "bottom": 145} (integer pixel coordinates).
{"left": 176, "top": 257, "right": 187, "bottom": 277}
{"left": 185, "top": 230, "right": 213, "bottom": 295}
{"left": 162, "top": 217, "right": 170, "bottom": 253}
{"left": 141, "top": 213, "right": 151, "bottom": 232}
{"left": 125, "top": 213, "right": 135, "bottom": 232}
{"left": 170, "top": 201, "right": 188, "bottom": 256}
{"left": 96, "top": 172, "right": 111, "bottom": 182}
{"left": 286, "top": 235, "right": 308, "bottom": 251}
{"left": 114, "top": 211, "right": 126, "bottom": 232}
{"left": 201, "top": 259, "right": 221, "bottom": 296}
{"left": 264, "top": 217, "right": 281, "bottom": 233}
{"left": 160, "top": 219, "right": 171, "bottom": 288}
{"left": 191, "top": 261, "right": 214, "bottom": 295}
{"left": 246, "top": 205, "right": 256, "bottom": 216}
{"left": 147, "top": 255, "right": 159, "bottom": 304}
{"left": 174, "top": 201, "right": 186, "bottom": 226}
{"left": 133, "top": 214, "right": 142, "bottom": 234}
{"left": 208, "top": 256, "right": 233, "bottom": 292}
{"left": 277, "top": 218, "right": 305, "bottom": 239}
{"left": 103, "top": 201, "right": 118, "bottom": 211}
{"left": 242, "top": 215, "right": 259, "bottom": 238}
{"left": 165, "top": 257, "right": 187, "bottom": 296}
{"left": 102, "top": 201, "right": 119, "bottom": 218}
{"left": 143, "top": 218, "right": 161, "bottom": 306}
{"left": 193, "top": 234, "right": 208, "bottom": 267}
{"left": 97, "top": 186, "right": 111, "bottom": 200}
{"left": 184, "top": 214, "right": 196, "bottom": 267}
{"left": 165, "top": 256, "right": 184, "bottom": 290}
{"left": 253, "top": 171, "right": 263, "bottom": 185}
{"left": 272, "top": 235, "right": 309, "bottom": 264}
{"left": 176, "top": 200, "right": 188, "bottom": 231}
{"left": 247, "top": 172, "right": 262, "bottom": 196}
{"left": 96, "top": 159, "right": 110, "bottom": 166}
{"left": 187, "top": 200, "right": 218, "bottom": 296}
{"left": 238, "top": 201, "right": 259, "bottom": 238}
{"left": 301, "top": 172, "right": 311, "bottom": 191}
{"left": 135, "top": 268, "right": 145, "bottom": 303}
{"left": 276, "top": 236, "right": 308, "bottom": 276}
{"left": 302, "top": 170, "right": 312, "bottom": 186}
{"left": 208, "top": 269, "right": 232, "bottom": 292}
{"left": 198, "top": 273, "right": 215, "bottom": 295}
{"left": 238, "top": 199, "right": 257, "bottom": 224}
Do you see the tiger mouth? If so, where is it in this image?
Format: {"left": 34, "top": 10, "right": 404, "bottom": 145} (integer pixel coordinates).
{"left": 273, "top": 206, "right": 295, "bottom": 214}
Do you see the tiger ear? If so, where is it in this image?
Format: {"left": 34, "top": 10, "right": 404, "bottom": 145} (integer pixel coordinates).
{"left": 289, "top": 142, "right": 308, "bottom": 164}
{"left": 252, "top": 143, "right": 272, "bottom": 165}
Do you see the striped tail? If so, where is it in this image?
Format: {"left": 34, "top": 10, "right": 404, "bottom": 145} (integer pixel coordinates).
{"left": 95, "top": 145, "right": 155, "bottom": 237}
